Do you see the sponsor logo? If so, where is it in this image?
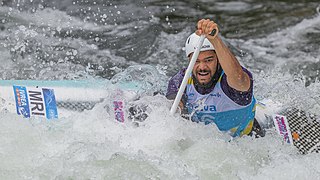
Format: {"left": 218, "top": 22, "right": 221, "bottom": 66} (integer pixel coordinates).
{"left": 14, "top": 86, "right": 30, "bottom": 118}
{"left": 209, "top": 92, "right": 221, "bottom": 98}
{"left": 274, "top": 115, "right": 291, "bottom": 144}
{"left": 29, "top": 90, "right": 45, "bottom": 116}
{"left": 201, "top": 45, "right": 210, "bottom": 49}
{"left": 113, "top": 100, "right": 125, "bottom": 122}
{"left": 42, "top": 88, "right": 58, "bottom": 119}
{"left": 190, "top": 104, "right": 217, "bottom": 112}
{"left": 202, "top": 105, "right": 217, "bottom": 112}
{"left": 13, "top": 86, "right": 58, "bottom": 119}
{"left": 187, "top": 93, "right": 195, "bottom": 100}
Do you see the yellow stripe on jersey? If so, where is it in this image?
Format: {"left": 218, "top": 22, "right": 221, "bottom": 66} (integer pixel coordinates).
{"left": 187, "top": 77, "right": 193, "bottom": 85}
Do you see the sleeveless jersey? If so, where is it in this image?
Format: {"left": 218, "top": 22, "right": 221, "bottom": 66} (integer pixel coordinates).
{"left": 185, "top": 72, "right": 256, "bottom": 137}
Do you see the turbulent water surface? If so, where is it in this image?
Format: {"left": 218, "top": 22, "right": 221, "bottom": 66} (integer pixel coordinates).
{"left": 0, "top": 0, "right": 320, "bottom": 179}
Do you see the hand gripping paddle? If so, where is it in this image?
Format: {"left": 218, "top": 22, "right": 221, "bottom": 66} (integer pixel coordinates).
{"left": 170, "top": 29, "right": 217, "bottom": 115}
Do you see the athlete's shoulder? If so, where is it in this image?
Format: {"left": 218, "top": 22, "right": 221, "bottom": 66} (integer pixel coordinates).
{"left": 166, "top": 68, "right": 186, "bottom": 99}
{"left": 172, "top": 68, "right": 186, "bottom": 80}
{"left": 242, "top": 66, "right": 253, "bottom": 79}
{"left": 220, "top": 66, "right": 253, "bottom": 82}
{"left": 220, "top": 66, "right": 253, "bottom": 106}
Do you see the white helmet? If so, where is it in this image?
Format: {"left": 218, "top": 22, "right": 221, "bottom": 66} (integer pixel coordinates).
{"left": 185, "top": 33, "right": 215, "bottom": 57}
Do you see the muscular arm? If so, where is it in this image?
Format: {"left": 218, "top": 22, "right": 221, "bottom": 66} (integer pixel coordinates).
{"left": 210, "top": 36, "right": 250, "bottom": 91}
{"left": 197, "top": 19, "right": 251, "bottom": 92}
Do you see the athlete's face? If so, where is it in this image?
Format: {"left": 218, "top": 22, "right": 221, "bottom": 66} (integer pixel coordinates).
{"left": 189, "top": 50, "right": 218, "bottom": 85}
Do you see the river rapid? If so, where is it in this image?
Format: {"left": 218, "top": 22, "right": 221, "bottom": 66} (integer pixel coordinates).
{"left": 0, "top": 0, "right": 320, "bottom": 179}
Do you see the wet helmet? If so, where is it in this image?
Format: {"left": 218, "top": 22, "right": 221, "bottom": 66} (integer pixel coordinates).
{"left": 185, "top": 33, "right": 215, "bottom": 57}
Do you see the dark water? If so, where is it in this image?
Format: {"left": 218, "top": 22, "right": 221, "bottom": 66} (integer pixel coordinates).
{"left": 1, "top": 0, "right": 319, "bottom": 80}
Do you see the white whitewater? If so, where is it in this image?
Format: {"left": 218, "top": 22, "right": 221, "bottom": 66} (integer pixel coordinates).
{"left": 0, "top": 5, "right": 320, "bottom": 180}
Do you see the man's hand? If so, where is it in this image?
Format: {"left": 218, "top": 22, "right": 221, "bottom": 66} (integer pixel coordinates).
{"left": 196, "top": 19, "right": 219, "bottom": 41}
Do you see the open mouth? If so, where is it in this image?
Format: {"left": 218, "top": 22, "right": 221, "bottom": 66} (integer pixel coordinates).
{"left": 198, "top": 72, "right": 209, "bottom": 76}
{"left": 197, "top": 71, "right": 211, "bottom": 84}
{"left": 194, "top": 69, "right": 211, "bottom": 84}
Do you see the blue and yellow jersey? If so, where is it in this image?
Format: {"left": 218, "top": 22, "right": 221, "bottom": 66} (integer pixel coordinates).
{"left": 185, "top": 72, "right": 256, "bottom": 137}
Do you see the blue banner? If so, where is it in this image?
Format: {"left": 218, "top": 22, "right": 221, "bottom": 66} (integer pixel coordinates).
{"left": 13, "top": 86, "right": 58, "bottom": 119}
{"left": 43, "top": 88, "right": 58, "bottom": 119}
{"left": 13, "top": 85, "right": 30, "bottom": 118}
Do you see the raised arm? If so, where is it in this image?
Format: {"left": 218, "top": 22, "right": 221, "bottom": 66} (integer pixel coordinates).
{"left": 196, "top": 19, "right": 251, "bottom": 92}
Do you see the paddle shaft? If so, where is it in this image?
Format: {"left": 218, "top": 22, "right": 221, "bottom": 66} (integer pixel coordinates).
{"left": 170, "top": 35, "right": 206, "bottom": 115}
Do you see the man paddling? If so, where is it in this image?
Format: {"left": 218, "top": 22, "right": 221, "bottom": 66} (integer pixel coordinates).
{"left": 166, "top": 19, "right": 264, "bottom": 137}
